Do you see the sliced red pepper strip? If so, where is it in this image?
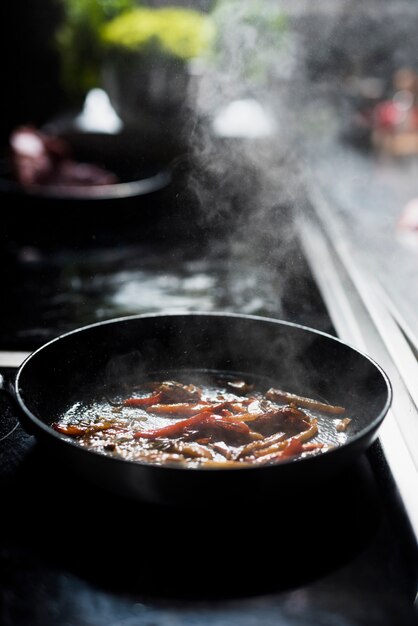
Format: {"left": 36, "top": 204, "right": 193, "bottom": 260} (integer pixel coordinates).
{"left": 301, "top": 442, "right": 325, "bottom": 451}
{"left": 133, "top": 410, "right": 254, "bottom": 440}
{"left": 280, "top": 437, "right": 304, "bottom": 458}
{"left": 133, "top": 409, "right": 213, "bottom": 439}
{"left": 123, "top": 392, "right": 162, "bottom": 407}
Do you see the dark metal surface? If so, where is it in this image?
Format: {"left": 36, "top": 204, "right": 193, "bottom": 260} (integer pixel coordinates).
{"left": 0, "top": 230, "right": 331, "bottom": 351}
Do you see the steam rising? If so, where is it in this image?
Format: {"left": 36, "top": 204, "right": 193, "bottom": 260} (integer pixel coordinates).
{"left": 186, "top": 0, "right": 418, "bottom": 277}
{"left": 186, "top": 0, "right": 305, "bottom": 291}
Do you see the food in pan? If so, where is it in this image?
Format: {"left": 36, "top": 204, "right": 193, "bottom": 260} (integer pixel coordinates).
{"left": 52, "top": 374, "right": 352, "bottom": 468}
{"left": 10, "top": 126, "right": 118, "bottom": 188}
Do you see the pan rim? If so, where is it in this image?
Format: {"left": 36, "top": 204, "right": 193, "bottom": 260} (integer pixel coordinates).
{"left": 14, "top": 311, "right": 393, "bottom": 473}
{"left": 0, "top": 167, "right": 171, "bottom": 200}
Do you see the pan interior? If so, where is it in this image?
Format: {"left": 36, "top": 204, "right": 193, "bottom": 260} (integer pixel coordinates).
{"left": 16, "top": 314, "right": 391, "bottom": 451}
{"left": 41, "top": 367, "right": 354, "bottom": 470}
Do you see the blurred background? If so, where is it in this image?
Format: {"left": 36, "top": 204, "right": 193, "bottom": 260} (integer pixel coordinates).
{"left": 2, "top": 0, "right": 418, "bottom": 141}
{"left": 1, "top": 0, "right": 418, "bottom": 342}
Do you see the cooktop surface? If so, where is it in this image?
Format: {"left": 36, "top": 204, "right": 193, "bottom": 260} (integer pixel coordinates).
{"left": 0, "top": 227, "right": 417, "bottom": 625}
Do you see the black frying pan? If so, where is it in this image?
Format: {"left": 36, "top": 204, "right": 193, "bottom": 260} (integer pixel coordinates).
{"left": 7, "top": 312, "right": 391, "bottom": 505}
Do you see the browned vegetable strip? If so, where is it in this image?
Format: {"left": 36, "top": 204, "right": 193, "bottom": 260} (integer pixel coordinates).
{"left": 170, "top": 441, "right": 215, "bottom": 460}
{"left": 253, "top": 439, "right": 293, "bottom": 458}
{"left": 252, "top": 432, "right": 323, "bottom": 466}
{"left": 294, "top": 418, "right": 318, "bottom": 441}
{"left": 52, "top": 423, "right": 87, "bottom": 436}
{"left": 237, "top": 431, "right": 286, "bottom": 458}
{"left": 225, "top": 411, "right": 264, "bottom": 422}
{"left": 302, "top": 442, "right": 326, "bottom": 452}
{"left": 252, "top": 437, "right": 305, "bottom": 465}
{"left": 156, "top": 381, "right": 202, "bottom": 403}
{"left": 147, "top": 402, "right": 212, "bottom": 415}
{"left": 147, "top": 401, "right": 251, "bottom": 417}
{"left": 247, "top": 405, "right": 311, "bottom": 438}
{"left": 52, "top": 421, "right": 126, "bottom": 437}
{"left": 336, "top": 417, "right": 352, "bottom": 432}
{"left": 265, "top": 388, "right": 345, "bottom": 415}
{"left": 210, "top": 441, "right": 234, "bottom": 460}
{"left": 241, "top": 419, "right": 318, "bottom": 460}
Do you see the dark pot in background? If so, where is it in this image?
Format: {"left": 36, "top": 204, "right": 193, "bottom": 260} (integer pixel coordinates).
{"left": 102, "top": 52, "right": 196, "bottom": 148}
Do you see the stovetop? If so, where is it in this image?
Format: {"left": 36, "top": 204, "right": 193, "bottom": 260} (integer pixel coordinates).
{"left": 1, "top": 375, "right": 417, "bottom": 625}
{"left": 1, "top": 177, "right": 417, "bottom": 625}
{"left": 0, "top": 395, "right": 416, "bottom": 626}
{"left": 0, "top": 233, "right": 331, "bottom": 352}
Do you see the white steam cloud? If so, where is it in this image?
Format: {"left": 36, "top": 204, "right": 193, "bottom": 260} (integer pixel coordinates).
{"left": 185, "top": 0, "right": 305, "bottom": 281}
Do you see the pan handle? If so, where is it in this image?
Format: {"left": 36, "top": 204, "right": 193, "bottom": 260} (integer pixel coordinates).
{"left": 0, "top": 349, "right": 31, "bottom": 411}
{"left": 0, "top": 372, "right": 37, "bottom": 437}
{"left": 0, "top": 372, "right": 20, "bottom": 441}
{"left": 0, "top": 372, "right": 15, "bottom": 396}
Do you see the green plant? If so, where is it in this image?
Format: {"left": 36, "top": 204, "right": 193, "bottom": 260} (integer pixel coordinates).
{"left": 101, "top": 7, "right": 215, "bottom": 62}
{"left": 56, "top": 0, "right": 136, "bottom": 99}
